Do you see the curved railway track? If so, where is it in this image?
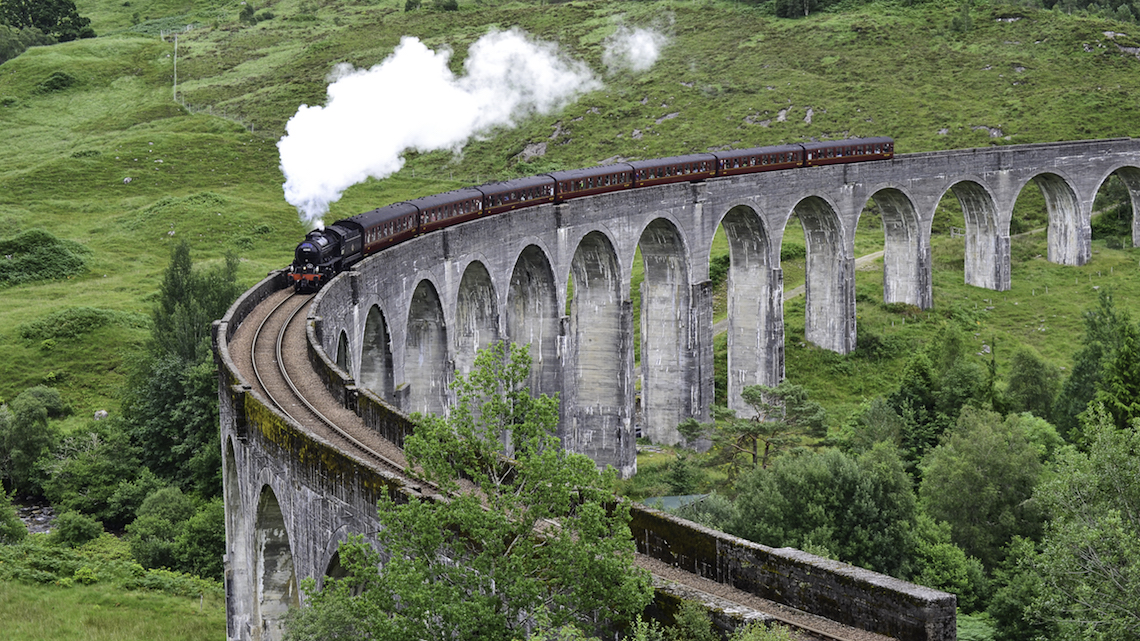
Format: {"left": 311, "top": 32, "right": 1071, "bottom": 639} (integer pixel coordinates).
{"left": 247, "top": 291, "right": 410, "bottom": 480}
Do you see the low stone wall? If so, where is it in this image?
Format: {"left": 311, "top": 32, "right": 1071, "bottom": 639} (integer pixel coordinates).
{"left": 629, "top": 505, "right": 956, "bottom": 641}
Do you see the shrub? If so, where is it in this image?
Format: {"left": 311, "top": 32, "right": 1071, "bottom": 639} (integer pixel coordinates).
{"left": 36, "top": 71, "right": 77, "bottom": 93}
{"left": 0, "top": 229, "right": 90, "bottom": 286}
{"left": 18, "top": 307, "right": 148, "bottom": 342}
{"left": 0, "top": 491, "right": 26, "bottom": 545}
{"left": 50, "top": 511, "right": 104, "bottom": 548}
{"left": 779, "top": 242, "right": 806, "bottom": 261}
{"left": 433, "top": 0, "right": 458, "bottom": 9}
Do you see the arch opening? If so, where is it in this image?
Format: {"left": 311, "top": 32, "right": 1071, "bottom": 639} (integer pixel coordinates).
{"left": 405, "top": 280, "right": 450, "bottom": 415}
{"left": 870, "top": 188, "right": 928, "bottom": 309}
{"left": 948, "top": 181, "right": 1008, "bottom": 291}
{"left": 637, "top": 219, "right": 693, "bottom": 444}
{"left": 360, "top": 305, "right": 394, "bottom": 402}
{"left": 1027, "top": 172, "right": 1086, "bottom": 266}
{"left": 506, "top": 245, "right": 560, "bottom": 398}
{"left": 567, "top": 231, "right": 629, "bottom": 470}
{"left": 1095, "top": 168, "right": 1140, "bottom": 249}
{"left": 335, "top": 330, "right": 350, "bottom": 374}
{"left": 455, "top": 262, "right": 499, "bottom": 379}
{"left": 253, "top": 485, "right": 298, "bottom": 641}
{"left": 792, "top": 196, "right": 853, "bottom": 353}
{"left": 719, "top": 205, "right": 781, "bottom": 416}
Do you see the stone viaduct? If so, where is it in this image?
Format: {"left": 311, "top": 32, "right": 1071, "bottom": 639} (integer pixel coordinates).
{"left": 216, "top": 138, "right": 1140, "bottom": 641}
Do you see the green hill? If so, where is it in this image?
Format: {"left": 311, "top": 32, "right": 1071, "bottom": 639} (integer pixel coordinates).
{"left": 2, "top": 0, "right": 1139, "bottom": 423}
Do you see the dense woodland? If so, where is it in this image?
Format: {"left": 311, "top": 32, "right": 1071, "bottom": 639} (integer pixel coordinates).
{"left": 3, "top": 0, "right": 1140, "bottom": 637}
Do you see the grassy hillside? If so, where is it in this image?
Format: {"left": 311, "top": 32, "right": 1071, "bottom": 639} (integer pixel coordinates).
{"left": 2, "top": 0, "right": 1139, "bottom": 424}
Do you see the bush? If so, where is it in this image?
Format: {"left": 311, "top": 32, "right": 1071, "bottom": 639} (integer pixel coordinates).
{"left": 779, "top": 242, "right": 806, "bottom": 261}
{"left": 0, "top": 229, "right": 90, "bottom": 286}
{"left": 433, "top": 0, "right": 458, "bottom": 10}
{"left": 18, "top": 307, "right": 148, "bottom": 342}
{"left": 0, "top": 25, "right": 56, "bottom": 66}
{"left": 36, "top": 71, "right": 77, "bottom": 93}
{"left": 50, "top": 511, "right": 104, "bottom": 548}
{"left": 0, "top": 491, "right": 26, "bottom": 545}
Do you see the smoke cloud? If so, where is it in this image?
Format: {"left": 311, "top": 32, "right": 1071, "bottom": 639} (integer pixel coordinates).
{"left": 602, "top": 26, "right": 668, "bottom": 74}
{"left": 278, "top": 28, "right": 600, "bottom": 228}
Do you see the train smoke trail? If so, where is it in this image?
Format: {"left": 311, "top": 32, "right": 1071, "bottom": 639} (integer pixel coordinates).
{"left": 602, "top": 26, "right": 668, "bottom": 74}
{"left": 278, "top": 29, "right": 600, "bottom": 228}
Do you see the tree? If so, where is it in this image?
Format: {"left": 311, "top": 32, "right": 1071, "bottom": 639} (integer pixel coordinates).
{"left": 1090, "top": 319, "right": 1140, "bottom": 431}
{"left": 0, "top": 0, "right": 93, "bottom": 41}
{"left": 0, "top": 386, "right": 67, "bottom": 495}
{"left": 713, "top": 382, "right": 825, "bottom": 471}
{"left": 918, "top": 408, "right": 1045, "bottom": 570}
{"left": 0, "top": 489, "right": 26, "bottom": 545}
{"left": 122, "top": 242, "right": 242, "bottom": 496}
{"left": 1005, "top": 348, "right": 1060, "bottom": 421}
{"left": 127, "top": 486, "right": 196, "bottom": 571}
{"left": 1054, "top": 290, "right": 1127, "bottom": 439}
{"left": 286, "top": 341, "right": 652, "bottom": 640}
{"left": 40, "top": 418, "right": 145, "bottom": 530}
{"left": 1030, "top": 405, "right": 1140, "bottom": 639}
{"left": 729, "top": 443, "right": 918, "bottom": 577}
{"left": 0, "top": 24, "right": 54, "bottom": 65}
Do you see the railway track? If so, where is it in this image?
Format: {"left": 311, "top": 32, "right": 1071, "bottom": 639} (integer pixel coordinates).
{"left": 245, "top": 290, "right": 410, "bottom": 480}
{"left": 230, "top": 288, "right": 892, "bottom": 641}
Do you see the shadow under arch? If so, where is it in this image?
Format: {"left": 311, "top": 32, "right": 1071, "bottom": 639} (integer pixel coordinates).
{"left": 792, "top": 195, "right": 853, "bottom": 354}
{"left": 638, "top": 217, "right": 693, "bottom": 444}
{"left": 947, "top": 180, "right": 1008, "bottom": 291}
{"left": 566, "top": 230, "right": 629, "bottom": 469}
{"left": 405, "top": 279, "right": 449, "bottom": 415}
{"left": 253, "top": 484, "right": 298, "bottom": 641}
{"left": 1027, "top": 172, "right": 1087, "bottom": 266}
{"left": 360, "top": 304, "right": 394, "bottom": 403}
{"left": 720, "top": 203, "right": 782, "bottom": 415}
{"left": 335, "top": 329, "right": 350, "bottom": 374}
{"left": 455, "top": 261, "right": 499, "bottom": 379}
{"left": 507, "top": 245, "right": 560, "bottom": 399}
{"left": 869, "top": 188, "right": 930, "bottom": 309}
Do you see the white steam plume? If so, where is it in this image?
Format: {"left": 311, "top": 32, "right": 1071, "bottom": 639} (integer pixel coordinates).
{"left": 278, "top": 28, "right": 600, "bottom": 228}
{"left": 602, "top": 26, "right": 668, "bottom": 74}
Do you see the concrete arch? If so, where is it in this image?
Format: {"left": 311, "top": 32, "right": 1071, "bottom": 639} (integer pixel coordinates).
{"left": 405, "top": 279, "right": 450, "bottom": 415}
{"left": 792, "top": 195, "right": 854, "bottom": 354}
{"left": 566, "top": 230, "right": 630, "bottom": 469}
{"left": 507, "top": 245, "right": 561, "bottom": 398}
{"left": 868, "top": 187, "right": 930, "bottom": 308}
{"left": 360, "top": 304, "right": 394, "bottom": 403}
{"left": 335, "top": 330, "right": 349, "bottom": 374}
{"left": 946, "top": 180, "right": 1008, "bottom": 291}
{"left": 253, "top": 484, "right": 298, "bottom": 641}
{"left": 1023, "top": 171, "right": 1087, "bottom": 266}
{"left": 719, "top": 203, "right": 782, "bottom": 415}
{"left": 454, "top": 261, "right": 499, "bottom": 379}
{"left": 1102, "top": 165, "right": 1140, "bottom": 247}
{"left": 638, "top": 218, "right": 694, "bottom": 444}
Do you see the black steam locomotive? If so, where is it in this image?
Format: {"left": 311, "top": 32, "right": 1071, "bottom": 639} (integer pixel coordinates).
{"left": 289, "top": 137, "right": 894, "bottom": 292}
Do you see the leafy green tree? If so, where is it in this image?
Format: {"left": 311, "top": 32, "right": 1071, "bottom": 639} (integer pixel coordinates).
{"left": 1030, "top": 404, "right": 1140, "bottom": 639}
{"left": 833, "top": 396, "right": 904, "bottom": 455}
{"left": 987, "top": 537, "right": 1058, "bottom": 641}
{"left": 0, "top": 386, "right": 67, "bottom": 495}
{"left": 712, "top": 382, "right": 825, "bottom": 471}
{"left": 1090, "top": 318, "right": 1140, "bottom": 430}
{"left": 0, "top": 0, "right": 93, "bottom": 41}
{"left": 175, "top": 498, "right": 225, "bottom": 579}
{"left": 127, "top": 486, "right": 196, "bottom": 571}
{"left": 286, "top": 341, "right": 652, "bottom": 640}
{"left": 40, "top": 419, "right": 145, "bottom": 530}
{"left": 1054, "top": 290, "right": 1126, "bottom": 439}
{"left": 729, "top": 443, "right": 917, "bottom": 577}
{"left": 122, "top": 242, "right": 241, "bottom": 496}
{"left": 918, "top": 408, "right": 1045, "bottom": 570}
{"left": 1005, "top": 348, "right": 1061, "bottom": 421}
{"left": 909, "top": 514, "right": 988, "bottom": 612}
{"left": 49, "top": 510, "right": 103, "bottom": 548}
{"left": 0, "top": 24, "right": 54, "bottom": 65}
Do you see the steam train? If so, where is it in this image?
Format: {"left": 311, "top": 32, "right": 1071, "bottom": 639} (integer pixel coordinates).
{"left": 289, "top": 137, "right": 894, "bottom": 293}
